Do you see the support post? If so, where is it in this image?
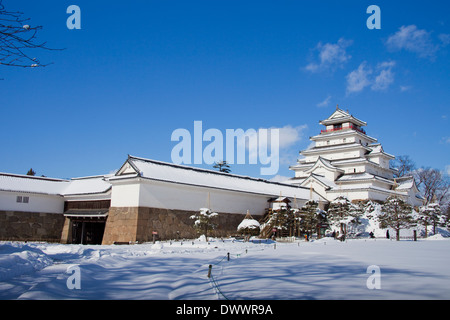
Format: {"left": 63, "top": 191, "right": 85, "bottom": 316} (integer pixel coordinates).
{"left": 207, "top": 265, "right": 212, "bottom": 278}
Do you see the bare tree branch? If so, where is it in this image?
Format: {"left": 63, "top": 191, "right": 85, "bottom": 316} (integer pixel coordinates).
{"left": 391, "top": 155, "right": 416, "bottom": 178}
{"left": 415, "top": 167, "right": 450, "bottom": 205}
{"left": 0, "top": 0, "right": 62, "bottom": 69}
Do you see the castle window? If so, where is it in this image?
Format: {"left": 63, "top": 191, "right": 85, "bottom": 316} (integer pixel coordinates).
{"left": 16, "top": 196, "right": 29, "bottom": 203}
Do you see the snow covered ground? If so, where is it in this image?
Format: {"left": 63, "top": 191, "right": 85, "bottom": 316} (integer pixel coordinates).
{"left": 1, "top": 237, "right": 450, "bottom": 300}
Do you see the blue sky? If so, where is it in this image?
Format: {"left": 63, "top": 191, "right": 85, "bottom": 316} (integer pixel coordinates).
{"left": 1, "top": 0, "right": 449, "bottom": 180}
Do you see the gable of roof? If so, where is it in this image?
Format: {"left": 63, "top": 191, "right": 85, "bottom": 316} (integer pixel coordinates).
{"left": 319, "top": 108, "right": 367, "bottom": 127}
{"left": 304, "top": 156, "right": 344, "bottom": 175}
{"left": 395, "top": 176, "right": 420, "bottom": 193}
{"left": 299, "top": 173, "right": 337, "bottom": 190}
{"left": 367, "top": 143, "right": 395, "bottom": 159}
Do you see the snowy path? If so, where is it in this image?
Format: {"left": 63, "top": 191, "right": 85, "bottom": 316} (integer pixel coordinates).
{"left": 1, "top": 238, "right": 450, "bottom": 300}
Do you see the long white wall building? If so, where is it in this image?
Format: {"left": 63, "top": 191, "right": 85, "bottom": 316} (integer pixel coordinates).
{"left": 0, "top": 156, "right": 324, "bottom": 244}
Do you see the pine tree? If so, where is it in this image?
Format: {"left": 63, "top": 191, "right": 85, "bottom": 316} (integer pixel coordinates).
{"left": 26, "top": 168, "right": 36, "bottom": 176}
{"left": 272, "top": 208, "right": 296, "bottom": 236}
{"left": 213, "top": 161, "right": 231, "bottom": 173}
{"left": 190, "top": 208, "right": 218, "bottom": 241}
{"left": 418, "top": 202, "right": 444, "bottom": 237}
{"left": 327, "top": 196, "right": 352, "bottom": 236}
{"left": 347, "top": 202, "right": 364, "bottom": 236}
{"left": 379, "top": 195, "right": 415, "bottom": 241}
{"left": 298, "top": 200, "right": 323, "bottom": 238}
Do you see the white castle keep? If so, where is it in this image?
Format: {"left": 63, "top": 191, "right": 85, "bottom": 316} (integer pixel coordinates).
{"left": 287, "top": 107, "right": 423, "bottom": 207}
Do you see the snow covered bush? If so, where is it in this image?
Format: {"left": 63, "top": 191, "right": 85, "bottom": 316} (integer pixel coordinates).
{"left": 418, "top": 202, "right": 448, "bottom": 237}
{"left": 190, "top": 208, "right": 218, "bottom": 241}
{"left": 237, "top": 211, "right": 261, "bottom": 240}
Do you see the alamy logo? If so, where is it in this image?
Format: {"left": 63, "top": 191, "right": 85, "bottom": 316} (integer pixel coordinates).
{"left": 66, "top": 265, "right": 81, "bottom": 290}
{"left": 366, "top": 265, "right": 381, "bottom": 290}
{"left": 67, "top": 5, "right": 81, "bottom": 30}
{"left": 171, "top": 121, "right": 280, "bottom": 175}
{"left": 366, "top": 5, "right": 381, "bottom": 30}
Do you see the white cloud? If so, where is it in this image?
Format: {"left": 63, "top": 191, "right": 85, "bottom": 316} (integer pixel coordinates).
{"left": 371, "top": 61, "right": 396, "bottom": 91}
{"left": 277, "top": 125, "right": 308, "bottom": 149}
{"left": 400, "top": 85, "right": 412, "bottom": 92}
{"left": 441, "top": 137, "right": 450, "bottom": 144}
{"left": 241, "top": 124, "right": 308, "bottom": 155}
{"left": 346, "top": 61, "right": 396, "bottom": 95}
{"left": 346, "top": 61, "right": 372, "bottom": 94}
{"left": 385, "top": 25, "right": 439, "bottom": 58}
{"left": 439, "top": 33, "right": 450, "bottom": 46}
{"left": 316, "top": 95, "right": 332, "bottom": 108}
{"left": 305, "top": 38, "right": 353, "bottom": 73}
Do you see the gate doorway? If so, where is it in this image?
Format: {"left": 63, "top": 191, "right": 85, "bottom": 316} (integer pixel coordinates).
{"left": 63, "top": 201, "right": 109, "bottom": 245}
{"left": 71, "top": 219, "right": 106, "bottom": 244}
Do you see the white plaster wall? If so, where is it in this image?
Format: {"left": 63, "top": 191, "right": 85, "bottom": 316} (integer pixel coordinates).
{"left": 110, "top": 178, "right": 307, "bottom": 215}
{"left": 0, "top": 191, "right": 64, "bottom": 214}
{"left": 304, "top": 149, "right": 363, "bottom": 163}
{"left": 306, "top": 182, "right": 328, "bottom": 200}
{"left": 137, "top": 179, "right": 274, "bottom": 215}
{"left": 110, "top": 182, "right": 141, "bottom": 207}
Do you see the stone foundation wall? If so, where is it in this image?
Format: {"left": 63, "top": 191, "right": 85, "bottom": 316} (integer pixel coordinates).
{"left": 102, "top": 206, "right": 263, "bottom": 244}
{"left": 102, "top": 207, "right": 139, "bottom": 244}
{"left": 0, "top": 210, "right": 65, "bottom": 241}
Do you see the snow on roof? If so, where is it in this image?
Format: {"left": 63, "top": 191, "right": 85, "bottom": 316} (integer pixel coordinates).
{"left": 337, "top": 172, "right": 375, "bottom": 181}
{"left": 0, "top": 173, "right": 68, "bottom": 196}
{"left": 304, "top": 157, "right": 344, "bottom": 175}
{"left": 309, "top": 174, "right": 337, "bottom": 189}
{"left": 394, "top": 176, "right": 415, "bottom": 190}
{"left": 273, "top": 196, "right": 291, "bottom": 202}
{"left": 310, "top": 130, "right": 377, "bottom": 142}
{"left": 319, "top": 108, "right": 367, "bottom": 127}
{"left": 112, "top": 156, "right": 326, "bottom": 201}
{"left": 301, "top": 143, "right": 371, "bottom": 155}
{"left": 62, "top": 175, "right": 112, "bottom": 195}
{"left": 0, "top": 172, "right": 112, "bottom": 197}
{"left": 367, "top": 143, "right": 395, "bottom": 159}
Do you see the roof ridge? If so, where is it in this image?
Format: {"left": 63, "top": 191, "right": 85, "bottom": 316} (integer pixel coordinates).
{"left": 0, "top": 172, "right": 68, "bottom": 182}
{"left": 127, "top": 155, "right": 311, "bottom": 190}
